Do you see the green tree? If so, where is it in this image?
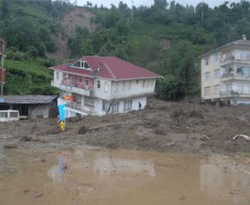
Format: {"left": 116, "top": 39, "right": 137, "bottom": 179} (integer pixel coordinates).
{"left": 1, "top": 0, "right": 10, "bottom": 19}
{"left": 157, "top": 74, "right": 185, "bottom": 100}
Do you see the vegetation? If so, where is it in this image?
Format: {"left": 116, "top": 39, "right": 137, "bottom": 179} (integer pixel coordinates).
{"left": 1, "top": 0, "right": 250, "bottom": 99}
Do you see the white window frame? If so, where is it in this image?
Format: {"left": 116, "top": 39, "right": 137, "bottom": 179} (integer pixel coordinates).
{"left": 97, "top": 80, "right": 101, "bottom": 89}
{"left": 214, "top": 69, "right": 220, "bottom": 79}
{"left": 204, "top": 87, "right": 210, "bottom": 96}
{"left": 204, "top": 72, "right": 210, "bottom": 82}
{"left": 124, "top": 99, "right": 132, "bottom": 111}
{"left": 102, "top": 100, "right": 119, "bottom": 113}
{"left": 104, "top": 82, "right": 109, "bottom": 92}
{"left": 84, "top": 96, "right": 95, "bottom": 107}
{"left": 205, "top": 58, "right": 209, "bottom": 66}
{"left": 214, "top": 85, "right": 220, "bottom": 95}
{"left": 214, "top": 53, "right": 220, "bottom": 62}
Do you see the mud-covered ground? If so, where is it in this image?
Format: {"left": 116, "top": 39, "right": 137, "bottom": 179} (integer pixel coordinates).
{"left": 1, "top": 97, "right": 250, "bottom": 155}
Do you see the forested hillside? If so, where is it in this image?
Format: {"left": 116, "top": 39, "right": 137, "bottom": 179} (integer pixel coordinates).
{"left": 1, "top": 0, "right": 250, "bottom": 99}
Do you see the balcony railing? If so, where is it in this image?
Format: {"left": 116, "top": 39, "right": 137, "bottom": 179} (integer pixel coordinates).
{"left": 62, "top": 79, "right": 93, "bottom": 90}
{"left": 220, "top": 90, "right": 250, "bottom": 97}
{"left": 220, "top": 56, "right": 250, "bottom": 65}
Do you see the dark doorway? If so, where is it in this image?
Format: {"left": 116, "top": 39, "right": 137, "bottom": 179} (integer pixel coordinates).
{"left": 12, "top": 104, "right": 29, "bottom": 116}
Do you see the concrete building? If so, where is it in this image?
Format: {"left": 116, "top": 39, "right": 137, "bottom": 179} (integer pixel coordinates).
{"left": 50, "top": 56, "right": 162, "bottom": 117}
{"left": 200, "top": 36, "right": 250, "bottom": 105}
{"left": 0, "top": 95, "right": 57, "bottom": 118}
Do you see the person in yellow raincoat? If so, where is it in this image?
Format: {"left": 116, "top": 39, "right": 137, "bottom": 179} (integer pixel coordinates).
{"left": 60, "top": 121, "right": 65, "bottom": 131}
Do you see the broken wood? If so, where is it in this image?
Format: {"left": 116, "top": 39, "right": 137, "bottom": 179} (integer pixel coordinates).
{"left": 203, "top": 134, "right": 210, "bottom": 140}
{"left": 232, "top": 134, "right": 250, "bottom": 141}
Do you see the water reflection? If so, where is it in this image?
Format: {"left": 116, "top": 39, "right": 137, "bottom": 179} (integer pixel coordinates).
{"left": 200, "top": 155, "right": 250, "bottom": 205}
{"left": 47, "top": 148, "right": 155, "bottom": 183}
{"left": 47, "top": 155, "right": 66, "bottom": 182}
{"left": 93, "top": 152, "right": 155, "bottom": 177}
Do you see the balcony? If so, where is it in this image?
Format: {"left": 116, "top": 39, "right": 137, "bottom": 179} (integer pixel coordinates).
{"left": 51, "top": 79, "right": 93, "bottom": 97}
{"left": 220, "top": 57, "right": 250, "bottom": 67}
{"left": 57, "top": 96, "right": 90, "bottom": 115}
{"left": 220, "top": 90, "right": 250, "bottom": 98}
{"left": 221, "top": 73, "right": 250, "bottom": 82}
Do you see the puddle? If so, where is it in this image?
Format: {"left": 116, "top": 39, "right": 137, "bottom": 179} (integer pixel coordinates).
{"left": 0, "top": 147, "right": 250, "bottom": 205}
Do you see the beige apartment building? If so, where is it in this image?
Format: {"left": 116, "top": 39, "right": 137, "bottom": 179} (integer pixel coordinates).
{"left": 200, "top": 36, "right": 250, "bottom": 105}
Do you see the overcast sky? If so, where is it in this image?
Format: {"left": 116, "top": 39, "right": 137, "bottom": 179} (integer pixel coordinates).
{"left": 71, "top": 0, "right": 242, "bottom": 8}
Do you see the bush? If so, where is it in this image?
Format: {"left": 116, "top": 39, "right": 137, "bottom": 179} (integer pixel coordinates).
{"left": 157, "top": 74, "right": 185, "bottom": 101}
{"left": 6, "top": 50, "right": 31, "bottom": 61}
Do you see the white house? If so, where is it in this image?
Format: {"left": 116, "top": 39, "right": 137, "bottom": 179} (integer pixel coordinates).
{"left": 200, "top": 36, "right": 250, "bottom": 105}
{"left": 50, "top": 56, "right": 162, "bottom": 117}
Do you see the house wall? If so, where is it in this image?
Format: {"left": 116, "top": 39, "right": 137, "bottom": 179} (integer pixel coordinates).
{"left": 54, "top": 70, "right": 63, "bottom": 84}
{"left": 201, "top": 52, "right": 222, "bottom": 100}
{"left": 29, "top": 104, "right": 49, "bottom": 119}
{"left": 93, "top": 78, "right": 112, "bottom": 100}
{"left": 201, "top": 45, "right": 250, "bottom": 102}
{"left": 94, "top": 96, "right": 147, "bottom": 116}
{"left": 110, "top": 79, "right": 156, "bottom": 99}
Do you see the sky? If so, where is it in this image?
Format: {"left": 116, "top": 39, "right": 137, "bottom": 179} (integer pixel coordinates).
{"left": 71, "top": 0, "right": 242, "bottom": 8}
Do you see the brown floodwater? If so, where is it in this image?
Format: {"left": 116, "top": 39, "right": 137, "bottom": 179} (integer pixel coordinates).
{"left": 0, "top": 146, "right": 250, "bottom": 205}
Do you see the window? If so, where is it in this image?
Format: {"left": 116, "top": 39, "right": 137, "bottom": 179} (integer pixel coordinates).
{"left": 0, "top": 112, "right": 7, "bottom": 118}
{"left": 112, "top": 101, "right": 119, "bottom": 112}
{"left": 97, "top": 80, "right": 101, "bottom": 89}
{"left": 113, "top": 82, "right": 118, "bottom": 91}
{"left": 124, "top": 99, "right": 132, "bottom": 111}
{"left": 56, "top": 72, "right": 59, "bottom": 80}
{"left": 146, "top": 80, "right": 150, "bottom": 88}
{"left": 63, "top": 73, "right": 67, "bottom": 80}
{"left": 214, "top": 85, "right": 220, "bottom": 95}
{"left": 103, "top": 100, "right": 110, "bottom": 111}
{"left": 86, "top": 78, "right": 89, "bottom": 85}
{"left": 136, "top": 80, "right": 139, "bottom": 84}
{"left": 225, "top": 52, "right": 232, "bottom": 60}
{"left": 103, "top": 100, "right": 120, "bottom": 112}
{"left": 104, "top": 82, "right": 109, "bottom": 92}
{"left": 204, "top": 72, "right": 210, "bottom": 82}
{"left": 78, "top": 76, "right": 82, "bottom": 82}
{"left": 84, "top": 96, "right": 94, "bottom": 107}
{"left": 214, "top": 69, "right": 220, "bottom": 79}
{"left": 204, "top": 87, "right": 210, "bottom": 96}
{"left": 205, "top": 58, "right": 209, "bottom": 65}
{"left": 142, "top": 80, "right": 146, "bottom": 88}
{"left": 9, "top": 112, "right": 18, "bottom": 118}
{"left": 214, "top": 53, "right": 220, "bottom": 62}
{"left": 81, "top": 61, "right": 84, "bottom": 68}
{"left": 236, "top": 66, "right": 250, "bottom": 76}
{"left": 235, "top": 50, "right": 250, "bottom": 60}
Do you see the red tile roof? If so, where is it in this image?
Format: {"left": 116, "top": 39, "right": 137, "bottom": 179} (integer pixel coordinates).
{"left": 50, "top": 56, "right": 162, "bottom": 80}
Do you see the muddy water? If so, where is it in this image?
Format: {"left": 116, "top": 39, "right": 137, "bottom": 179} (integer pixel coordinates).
{"left": 0, "top": 147, "right": 250, "bottom": 205}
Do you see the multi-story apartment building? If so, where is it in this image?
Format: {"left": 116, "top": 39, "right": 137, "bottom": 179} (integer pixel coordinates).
{"left": 200, "top": 36, "right": 250, "bottom": 105}
{"left": 50, "top": 56, "right": 162, "bottom": 117}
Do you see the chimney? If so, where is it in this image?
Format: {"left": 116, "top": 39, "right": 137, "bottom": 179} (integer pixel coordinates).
{"left": 242, "top": 34, "right": 247, "bottom": 41}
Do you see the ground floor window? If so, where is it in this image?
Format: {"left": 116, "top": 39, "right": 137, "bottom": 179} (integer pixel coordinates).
{"left": 214, "top": 85, "right": 220, "bottom": 95}
{"left": 124, "top": 99, "right": 132, "bottom": 111}
{"left": 103, "top": 100, "right": 119, "bottom": 113}
{"left": 204, "top": 87, "right": 210, "bottom": 96}
{"left": 84, "top": 96, "right": 95, "bottom": 107}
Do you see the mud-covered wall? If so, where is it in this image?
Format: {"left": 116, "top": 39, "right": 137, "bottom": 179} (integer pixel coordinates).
{"left": 29, "top": 104, "right": 50, "bottom": 119}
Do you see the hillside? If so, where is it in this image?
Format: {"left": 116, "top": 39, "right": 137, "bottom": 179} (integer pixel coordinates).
{"left": 50, "top": 7, "right": 98, "bottom": 61}
{"left": 1, "top": 0, "right": 250, "bottom": 98}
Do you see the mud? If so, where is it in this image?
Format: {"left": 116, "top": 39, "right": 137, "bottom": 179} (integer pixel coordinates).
{"left": 0, "top": 97, "right": 250, "bottom": 155}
